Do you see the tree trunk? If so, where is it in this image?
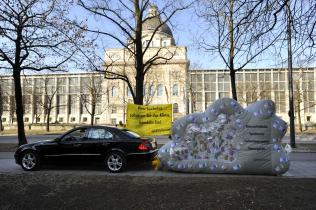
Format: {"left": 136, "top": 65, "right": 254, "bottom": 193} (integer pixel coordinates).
{"left": 295, "top": 103, "right": 302, "bottom": 132}
{"left": 90, "top": 104, "right": 95, "bottom": 125}
{"left": 46, "top": 109, "right": 51, "bottom": 132}
{"left": 13, "top": 71, "right": 27, "bottom": 145}
{"left": 229, "top": 0, "right": 237, "bottom": 101}
{"left": 230, "top": 69, "right": 237, "bottom": 100}
{"left": 134, "top": 0, "right": 144, "bottom": 105}
{"left": 0, "top": 118, "right": 3, "bottom": 132}
{"left": 135, "top": 72, "right": 144, "bottom": 105}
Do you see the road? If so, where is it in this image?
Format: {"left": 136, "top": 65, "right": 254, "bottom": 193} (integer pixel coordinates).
{"left": 1, "top": 134, "right": 316, "bottom": 177}
{"left": 1, "top": 152, "right": 316, "bottom": 178}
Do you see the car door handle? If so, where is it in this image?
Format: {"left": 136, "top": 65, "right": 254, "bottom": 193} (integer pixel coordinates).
{"left": 102, "top": 142, "right": 110, "bottom": 146}
{"left": 73, "top": 143, "right": 81, "bottom": 147}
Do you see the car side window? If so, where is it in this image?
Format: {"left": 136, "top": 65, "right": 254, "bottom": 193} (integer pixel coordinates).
{"left": 87, "top": 128, "right": 113, "bottom": 140}
{"left": 62, "top": 128, "right": 87, "bottom": 142}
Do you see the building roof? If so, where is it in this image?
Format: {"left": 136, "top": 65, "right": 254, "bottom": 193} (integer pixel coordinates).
{"left": 142, "top": 4, "right": 173, "bottom": 37}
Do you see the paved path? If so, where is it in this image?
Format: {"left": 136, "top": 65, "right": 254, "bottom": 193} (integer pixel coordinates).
{"left": 0, "top": 134, "right": 60, "bottom": 144}
{"left": 1, "top": 152, "right": 316, "bottom": 178}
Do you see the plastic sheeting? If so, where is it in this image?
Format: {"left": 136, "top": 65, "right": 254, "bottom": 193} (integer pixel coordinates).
{"left": 158, "top": 98, "right": 291, "bottom": 175}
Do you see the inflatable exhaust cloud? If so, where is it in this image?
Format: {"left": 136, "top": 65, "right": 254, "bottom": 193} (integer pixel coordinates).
{"left": 158, "top": 98, "right": 291, "bottom": 175}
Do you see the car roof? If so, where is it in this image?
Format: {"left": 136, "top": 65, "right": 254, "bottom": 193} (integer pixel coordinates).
{"left": 74, "top": 125, "right": 119, "bottom": 130}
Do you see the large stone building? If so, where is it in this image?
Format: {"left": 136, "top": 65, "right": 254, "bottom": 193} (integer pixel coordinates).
{"left": 0, "top": 5, "right": 315, "bottom": 128}
{"left": 103, "top": 5, "right": 189, "bottom": 122}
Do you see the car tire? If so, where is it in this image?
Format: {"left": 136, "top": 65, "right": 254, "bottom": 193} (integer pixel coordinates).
{"left": 105, "top": 151, "right": 126, "bottom": 173}
{"left": 20, "top": 151, "right": 40, "bottom": 171}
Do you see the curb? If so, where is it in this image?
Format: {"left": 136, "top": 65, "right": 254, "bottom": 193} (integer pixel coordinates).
{"left": 292, "top": 149, "right": 316, "bottom": 153}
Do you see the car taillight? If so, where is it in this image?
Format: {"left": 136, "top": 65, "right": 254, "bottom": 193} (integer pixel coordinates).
{"left": 138, "top": 141, "right": 151, "bottom": 151}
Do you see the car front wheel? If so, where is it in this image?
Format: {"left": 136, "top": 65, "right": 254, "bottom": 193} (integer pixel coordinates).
{"left": 21, "top": 151, "right": 40, "bottom": 171}
{"left": 105, "top": 151, "right": 126, "bottom": 173}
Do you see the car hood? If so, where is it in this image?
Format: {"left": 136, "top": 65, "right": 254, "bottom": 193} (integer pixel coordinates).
{"left": 19, "top": 139, "right": 57, "bottom": 148}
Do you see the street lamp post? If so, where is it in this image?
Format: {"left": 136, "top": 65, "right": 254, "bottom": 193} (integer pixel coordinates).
{"left": 286, "top": 0, "right": 296, "bottom": 148}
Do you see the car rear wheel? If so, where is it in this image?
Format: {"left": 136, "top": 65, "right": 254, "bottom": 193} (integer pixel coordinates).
{"left": 105, "top": 151, "right": 126, "bottom": 173}
{"left": 21, "top": 151, "right": 40, "bottom": 171}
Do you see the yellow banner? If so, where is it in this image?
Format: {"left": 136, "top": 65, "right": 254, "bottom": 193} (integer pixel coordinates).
{"left": 126, "top": 104, "right": 172, "bottom": 136}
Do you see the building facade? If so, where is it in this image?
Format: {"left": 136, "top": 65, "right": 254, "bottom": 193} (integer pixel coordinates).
{"left": 1, "top": 67, "right": 315, "bottom": 127}
{"left": 0, "top": 5, "right": 315, "bottom": 128}
{"left": 189, "top": 68, "right": 316, "bottom": 125}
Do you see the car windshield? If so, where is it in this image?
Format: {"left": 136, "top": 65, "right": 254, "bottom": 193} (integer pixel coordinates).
{"left": 122, "top": 130, "right": 141, "bottom": 138}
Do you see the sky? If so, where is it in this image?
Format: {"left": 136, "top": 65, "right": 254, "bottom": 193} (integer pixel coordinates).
{"left": 70, "top": 0, "right": 316, "bottom": 70}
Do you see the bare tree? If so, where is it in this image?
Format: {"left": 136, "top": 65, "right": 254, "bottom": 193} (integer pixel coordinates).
{"left": 0, "top": 77, "right": 9, "bottom": 131}
{"left": 274, "top": 0, "right": 316, "bottom": 67}
{"left": 0, "top": 0, "right": 86, "bottom": 145}
{"left": 32, "top": 95, "right": 42, "bottom": 124}
{"left": 75, "top": 0, "right": 191, "bottom": 105}
{"left": 188, "top": 62, "right": 204, "bottom": 113}
{"left": 293, "top": 71, "right": 303, "bottom": 132}
{"left": 9, "top": 95, "right": 15, "bottom": 124}
{"left": 196, "top": 0, "right": 285, "bottom": 100}
{"left": 293, "top": 69, "right": 316, "bottom": 132}
{"left": 22, "top": 76, "right": 68, "bottom": 132}
{"left": 35, "top": 77, "right": 58, "bottom": 132}
{"left": 236, "top": 82, "right": 259, "bottom": 106}
{"left": 80, "top": 74, "right": 107, "bottom": 125}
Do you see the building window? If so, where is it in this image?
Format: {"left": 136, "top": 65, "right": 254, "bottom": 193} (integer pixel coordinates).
{"left": 58, "top": 117, "right": 63, "bottom": 123}
{"left": 111, "top": 107, "right": 117, "bottom": 114}
{"left": 172, "top": 84, "right": 179, "bottom": 96}
{"left": 2, "top": 118, "right": 6, "bottom": 122}
{"left": 219, "top": 92, "right": 230, "bottom": 98}
{"left": 111, "top": 86, "right": 118, "bottom": 97}
{"left": 205, "top": 92, "right": 216, "bottom": 109}
{"left": 69, "top": 95, "right": 78, "bottom": 115}
{"left": 82, "top": 117, "right": 88, "bottom": 123}
{"left": 95, "top": 117, "right": 100, "bottom": 124}
{"left": 149, "top": 85, "right": 155, "bottom": 96}
{"left": 57, "top": 95, "right": 66, "bottom": 114}
{"left": 157, "top": 84, "right": 163, "bottom": 96}
{"left": 24, "top": 117, "right": 29, "bottom": 122}
{"left": 173, "top": 103, "right": 179, "bottom": 113}
{"left": 96, "top": 100, "right": 102, "bottom": 115}
{"left": 71, "top": 117, "right": 76, "bottom": 122}
{"left": 127, "top": 87, "right": 132, "bottom": 97}
{"left": 307, "top": 116, "right": 311, "bottom": 122}
{"left": 111, "top": 118, "right": 116, "bottom": 125}
{"left": 36, "top": 117, "right": 40, "bottom": 123}
{"left": 57, "top": 78, "right": 67, "bottom": 94}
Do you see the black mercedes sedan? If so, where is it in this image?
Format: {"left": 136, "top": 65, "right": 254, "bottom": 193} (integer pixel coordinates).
{"left": 14, "top": 126, "right": 158, "bottom": 173}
